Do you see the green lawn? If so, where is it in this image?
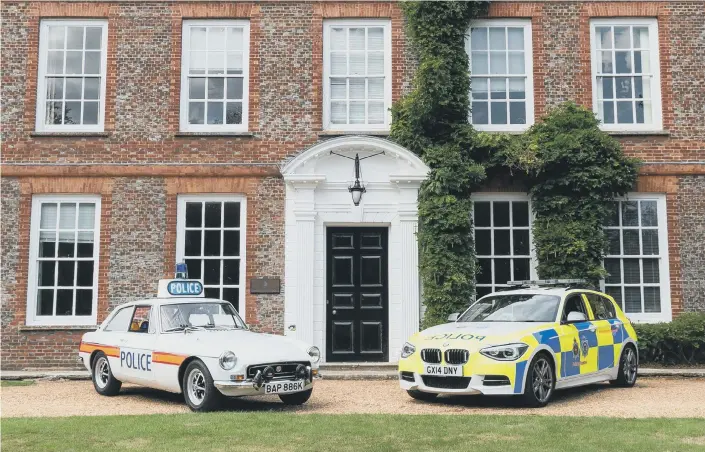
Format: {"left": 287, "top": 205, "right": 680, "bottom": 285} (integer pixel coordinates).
{"left": 3, "top": 414, "right": 704, "bottom": 452}
{"left": 0, "top": 380, "right": 35, "bottom": 387}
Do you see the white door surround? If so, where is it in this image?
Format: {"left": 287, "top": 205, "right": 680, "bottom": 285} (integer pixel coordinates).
{"left": 282, "top": 136, "right": 430, "bottom": 363}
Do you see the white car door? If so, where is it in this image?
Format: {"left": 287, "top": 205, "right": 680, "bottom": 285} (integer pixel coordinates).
{"left": 99, "top": 305, "right": 135, "bottom": 382}
{"left": 118, "top": 304, "right": 158, "bottom": 386}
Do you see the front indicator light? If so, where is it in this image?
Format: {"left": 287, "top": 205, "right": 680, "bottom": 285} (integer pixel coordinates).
{"left": 400, "top": 342, "right": 416, "bottom": 359}
{"left": 480, "top": 343, "right": 529, "bottom": 361}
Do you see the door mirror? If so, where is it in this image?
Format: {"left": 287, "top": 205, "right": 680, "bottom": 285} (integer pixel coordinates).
{"left": 447, "top": 313, "right": 460, "bottom": 322}
{"left": 566, "top": 311, "right": 587, "bottom": 323}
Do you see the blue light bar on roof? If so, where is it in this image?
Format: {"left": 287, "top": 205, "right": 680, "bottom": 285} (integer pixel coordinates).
{"left": 175, "top": 262, "right": 188, "bottom": 279}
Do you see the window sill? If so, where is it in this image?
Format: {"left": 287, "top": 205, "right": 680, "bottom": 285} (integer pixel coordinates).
{"left": 475, "top": 130, "right": 527, "bottom": 135}
{"left": 606, "top": 130, "right": 671, "bottom": 137}
{"left": 174, "top": 132, "right": 255, "bottom": 137}
{"left": 30, "top": 132, "right": 110, "bottom": 138}
{"left": 318, "top": 130, "right": 390, "bottom": 137}
{"left": 19, "top": 325, "right": 98, "bottom": 332}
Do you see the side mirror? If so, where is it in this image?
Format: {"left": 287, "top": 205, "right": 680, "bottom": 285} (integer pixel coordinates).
{"left": 566, "top": 311, "right": 587, "bottom": 323}
{"left": 447, "top": 313, "right": 459, "bottom": 322}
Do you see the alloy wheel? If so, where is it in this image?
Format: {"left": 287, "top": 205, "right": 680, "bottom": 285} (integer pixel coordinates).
{"left": 95, "top": 357, "right": 110, "bottom": 389}
{"left": 624, "top": 347, "right": 637, "bottom": 383}
{"left": 532, "top": 358, "right": 553, "bottom": 403}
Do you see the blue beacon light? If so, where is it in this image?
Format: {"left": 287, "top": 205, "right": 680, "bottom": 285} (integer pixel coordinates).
{"left": 175, "top": 262, "right": 188, "bottom": 279}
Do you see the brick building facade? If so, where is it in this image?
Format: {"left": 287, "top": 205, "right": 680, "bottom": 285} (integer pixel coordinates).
{"left": 1, "top": 1, "right": 703, "bottom": 370}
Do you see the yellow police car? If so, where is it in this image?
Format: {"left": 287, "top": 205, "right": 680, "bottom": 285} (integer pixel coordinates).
{"left": 398, "top": 280, "right": 638, "bottom": 407}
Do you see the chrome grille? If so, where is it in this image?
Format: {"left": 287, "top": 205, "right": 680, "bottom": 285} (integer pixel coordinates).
{"left": 421, "top": 348, "right": 442, "bottom": 364}
{"left": 444, "top": 349, "right": 469, "bottom": 365}
{"left": 247, "top": 361, "right": 310, "bottom": 381}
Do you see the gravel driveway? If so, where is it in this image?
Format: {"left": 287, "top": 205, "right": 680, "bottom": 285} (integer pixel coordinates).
{"left": 2, "top": 378, "right": 704, "bottom": 418}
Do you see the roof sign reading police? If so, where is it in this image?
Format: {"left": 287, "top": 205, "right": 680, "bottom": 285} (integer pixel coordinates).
{"left": 157, "top": 279, "right": 205, "bottom": 298}
{"left": 168, "top": 280, "right": 203, "bottom": 296}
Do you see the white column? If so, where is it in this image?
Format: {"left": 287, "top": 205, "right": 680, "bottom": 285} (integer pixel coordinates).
{"left": 392, "top": 177, "right": 424, "bottom": 359}
{"left": 284, "top": 176, "right": 324, "bottom": 345}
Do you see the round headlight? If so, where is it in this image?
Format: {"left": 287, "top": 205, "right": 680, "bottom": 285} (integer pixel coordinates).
{"left": 307, "top": 346, "right": 321, "bottom": 364}
{"left": 219, "top": 351, "right": 237, "bottom": 370}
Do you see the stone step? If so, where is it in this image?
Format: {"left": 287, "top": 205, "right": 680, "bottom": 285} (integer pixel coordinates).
{"left": 319, "top": 362, "right": 398, "bottom": 372}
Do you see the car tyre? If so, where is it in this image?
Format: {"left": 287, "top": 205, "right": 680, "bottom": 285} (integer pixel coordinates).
{"left": 406, "top": 390, "right": 438, "bottom": 402}
{"left": 611, "top": 344, "right": 638, "bottom": 387}
{"left": 91, "top": 351, "right": 122, "bottom": 396}
{"left": 279, "top": 388, "right": 313, "bottom": 405}
{"left": 182, "top": 360, "right": 222, "bottom": 412}
{"left": 520, "top": 353, "right": 555, "bottom": 408}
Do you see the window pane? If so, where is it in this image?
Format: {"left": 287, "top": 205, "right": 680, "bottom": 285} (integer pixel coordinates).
{"left": 623, "top": 259, "right": 640, "bottom": 284}
{"left": 368, "top": 52, "right": 384, "bottom": 75}
{"left": 600, "top": 51, "right": 613, "bottom": 74}
{"left": 56, "top": 289, "right": 73, "bottom": 315}
{"left": 615, "top": 51, "right": 631, "bottom": 74}
{"left": 472, "top": 102, "right": 488, "bottom": 124}
{"left": 207, "top": 78, "right": 224, "bottom": 99}
{"left": 185, "top": 259, "right": 201, "bottom": 279}
{"left": 512, "top": 202, "right": 529, "bottom": 227}
{"left": 597, "top": 27, "right": 612, "bottom": 49}
{"left": 85, "top": 27, "right": 102, "bottom": 50}
{"left": 75, "top": 290, "right": 93, "bottom": 315}
{"left": 47, "top": 51, "right": 64, "bottom": 74}
{"left": 622, "top": 230, "right": 640, "bottom": 255}
{"left": 474, "top": 202, "right": 491, "bottom": 227}
{"left": 58, "top": 231, "right": 75, "bottom": 258}
{"left": 226, "top": 78, "right": 243, "bottom": 100}
{"left": 208, "top": 27, "right": 225, "bottom": 51}
{"left": 57, "top": 260, "right": 75, "bottom": 286}
{"left": 471, "top": 28, "right": 488, "bottom": 50}
{"left": 39, "top": 232, "right": 56, "bottom": 257}
{"left": 186, "top": 202, "right": 202, "bottom": 227}
{"left": 509, "top": 102, "right": 526, "bottom": 124}
{"left": 41, "top": 203, "right": 58, "bottom": 229}
{"left": 331, "top": 28, "right": 346, "bottom": 51}
{"left": 513, "top": 258, "right": 530, "bottom": 280}
{"left": 640, "top": 201, "right": 657, "bottom": 226}
{"left": 605, "top": 287, "right": 622, "bottom": 309}
{"left": 349, "top": 28, "right": 365, "bottom": 50}
{"left": 66, "top": 51, "right": 82, "bottom": 74}
{"left": 489, "top": 51, "right": 506, "bottom": 74}
{"left": 59, "top": 203, "right": 77, "bottom": 229}
{"left": 475, "top": 230, "right": 491, "bottom": 256}
{"left": 204, "top": 259, "right": 220, "bottom": 284}
{"left": 602, "top": 101, "right": 615, "bottom": 124}
{"left": 77, "top": 231, "right": 94, "bottom": 257}
{"left": 226, "top": 52, "right": 243, "bottom": 74}
{"left": 471, "top": 52, "right": 488, "bottom": 74}
{"left": 66, "top": 27, "right": 84, "bottom": 50}
{"left": 642, "top": 230, "right": 659, "bottom": 255}
{"left": 368, "top": 28, "right": 384, "bottom": 51}
{"left": 189, "top": 51, "right": 206, "bottom": 75}
{"left": 644, "top": 287, "right": 660, "bottom": 313}
{"left": 349, "top": 79, "right": 365, "bottom": 99}
{"left": 493, "top": 230, "right": 510, "bottom": 256}
{"left": 223, "top": 202, "right": 240, "bottom": 228}
{"left": 223, "top": 231, "right": 240, "bottom": 256}
{"left": 622, "top": 201, "right": 639, "bottom": 226}
{"left": 48, "top": 26, "right": 65, "bottom": 49}
{"left": 64, "top": 101, "right": 81, "bottom": 125}
{"left": 491, "top": 102, "right": 507, "bottom": 124}
{"left": 223, "top": 259, "right": 240, "bottom": 284}
{"left": 185, "top": 230, "right": 201, "bottom": 256}
{"left": 83, "top": 78, "right": 100, "bottom": 100}
{"left": 477, "top": 259, "right": 492, "bottom": 284}
{"left": 368, "top": 102, "right": 384, "bottom": 124}
{"left": 642, "top": 259, "right": 660, "bottom": 283}
{"left": 190, "top": 27, "right": 207, "bottom": 49}
{"left": 226, "top": 28, "right": 243, "bottom": 51}
{"left": 508, "top": 52, "right": 524, "bottom": 74}
{"left": 368, "top": 78, "right": 384, "bottom": 99}
{"left": 83, "top": 102, "right": 99, "bottom": 125}
{"left": 205, "top": 202, "right": 222, "bottom": 227}
{"left": 207, "top": 52, "right": 224, "bottom": 74}
{"left": 489, "top": 28, "right": 506, "bottom": 50}
{"left": 349, "top": 53, "right": 365, "bottom": 76}
{"left": 77, "top": 261, "right": 94, "bottom": 287}
{"left": 331, "top": 52, "right": 347, "bottom": 75}
{"left": 508, "top": 78, "right": 525, "bottom": 99}
{"left": 494, "top": 259, "right": 510, "bottom": 285}
{"left": 472, "top": 78, "right": 488, "bottom": 99}
{"left": 46, "top": 77, "right": 64, "bottom": 100}
{"left": 606, "top": 229, "right": 621, "bottom": 255}
{"left": 624, "top": 287, "right": 641, "bottom": 313}
{"left": 204, "top": 230, "right": 221, "bottom": 256}
{"left": 225, "top": 102, "right": 242, "bottom": 125}
{"left": 65, "top": 78, "right": 82, "bottom": 100}
{"left": 513, "top": 230, "right": 530, "bottom": 255}
{"left": 188, "top": 101, "right": 205, "bottom": 123}
{"left": 490, "top": 78, "right": 506, "bottom": 99}
{"left": 493, "top": 201, "right": 510, "bottom": 227}
{"left": 45, "top": 102, "right": 62, "bottom": 125}
{"left": 604, "top": 259, "right": 621, "bottom": 284}
{"left": 84, "top": 52, "right": 101, "bottom": 74}
{"left": 39, "top": 261, "right": 56, "bottom": 287}
{"left": 507, "top": 28, "right": 524, "bottom": 50}
{"left": 206, "top": 102, "right": 223, "bottom": 124}
{"left": 37, "top": 289, "right": 55, "bottom": 315}
{"left": 349, "top": 102, "right": 365, "bottom": 124}
{"left": 189, "top": 78, "right": 205, "bottom": 99}
{"left": 331, "top": 101, "right": 346, "bottom": 123}
{"left": 223, "top": 288, "right": 240, "bottom": 311}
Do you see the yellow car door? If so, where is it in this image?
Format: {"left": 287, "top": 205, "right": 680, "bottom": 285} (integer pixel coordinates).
{"left": 556, "top": 292, "right": 598, "bottom": 379}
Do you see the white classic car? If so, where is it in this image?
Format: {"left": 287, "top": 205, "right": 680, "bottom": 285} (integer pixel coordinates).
{"left": 79, "top": 278, "right": 320, "bottom": 411}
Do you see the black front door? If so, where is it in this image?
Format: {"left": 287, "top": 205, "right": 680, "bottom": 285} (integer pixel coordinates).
{"left": 326, "top": 227, "right": 388, "bottom": 362}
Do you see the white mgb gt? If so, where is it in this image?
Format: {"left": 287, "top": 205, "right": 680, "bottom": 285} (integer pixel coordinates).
{"left": 79, "top": 278, "right": 320, "bottom": 412}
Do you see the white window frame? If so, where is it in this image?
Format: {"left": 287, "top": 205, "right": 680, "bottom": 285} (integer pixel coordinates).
{"left": 179, "top": 20, "right": 250, "bottom": 133}
{"left": 471, "top": 193, "right": 538, "bottom": 298}
{"left": 26, "top": 195, "right": 102, "bottom": 326}
{"left": 35, "top": 19, "right": 108, "bottom": 133}
{"left": 601, "top": 193, "right": 671, "bottom": 323}
{"left": 176, "top": 194, "right": 247, "bottom": 315}
{"left": 590, "top": 18, "right": 663, "bottom": 132}
{"left": 322, "top": 19, "right": 393, "bottom": 132}
{"left": 467, "top": 19, "right": 534, "bottom": 132}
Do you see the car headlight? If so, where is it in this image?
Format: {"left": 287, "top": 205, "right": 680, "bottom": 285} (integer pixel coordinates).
{"left": 307, "top": 346, "right": 321, "bottom": 364}
{"left": 400, "top": 342, "right": 416, "bottom": 359}
{"left": 480, "top": 343, "right": 529, "bottom": 361}
{"left": 219, "top": 351, "right": 237, "bottom": 370}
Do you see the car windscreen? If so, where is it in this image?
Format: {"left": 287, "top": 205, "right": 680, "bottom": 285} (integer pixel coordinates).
{"left": 457, "top": 294, "right": 561, "bottom": 323}
{"left": 160, "top": 302, "right": 246, "bottom": 332}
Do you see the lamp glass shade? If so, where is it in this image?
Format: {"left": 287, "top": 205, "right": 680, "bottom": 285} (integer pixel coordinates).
{"left": 350, "top": 188, "right": 363, "bottom": 206}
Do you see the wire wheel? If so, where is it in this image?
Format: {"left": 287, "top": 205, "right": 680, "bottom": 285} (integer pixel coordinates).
{"left": 187, "top": 368, "right": 207, "bottom": 406}
{"left": 531, "top": 357, "right": 553, "bottom": 404}
{"left": 624, "top": 347, "right": 637, "bottom": 384}
{"left": 95, "top": 357, "right": 110, "bottom": 389}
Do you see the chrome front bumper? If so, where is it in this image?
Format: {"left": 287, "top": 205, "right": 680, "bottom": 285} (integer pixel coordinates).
{"left": 214, "top": 378, "right": 317, "bottom": 397}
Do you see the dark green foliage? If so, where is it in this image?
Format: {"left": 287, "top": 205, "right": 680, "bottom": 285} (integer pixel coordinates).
{"left": 524, "top": 103, "right": 639, "bottom": 284}
{"left": 390, "top": 2, "right": 488, "bottom": 327}
{"left": 634, "top": 313, "right": 705, "bottom": 365}
{"left": 392, "top": 3, "right": 639, "bottom": 327}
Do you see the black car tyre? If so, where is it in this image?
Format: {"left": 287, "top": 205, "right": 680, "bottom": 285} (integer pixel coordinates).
{"left": 520, "top": 352, "right": 555, "bottom": 408}
{"left": 406, "top": 390, "right": 438, "bottom": 402}
{"left": 182, "top": 360, "right": 222, "bottom": 412}
{"left": 279, "top": 388, "right": 313, "bottom": 405}
{"left": 92, "top": 351, "right": 122, "bottom": 396}
{"left": 610, "top": 344, "right": 638, "bottom": 387}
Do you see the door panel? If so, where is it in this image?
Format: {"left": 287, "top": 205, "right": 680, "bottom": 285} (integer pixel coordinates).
{"left": 557, "top": 294, "right": 598, "bottom": 379}
{"left": 327, "top": 227, "right": 388, "bottom": 362}
{"left": 584, "top": 293, "right": 623, "bottom": 371}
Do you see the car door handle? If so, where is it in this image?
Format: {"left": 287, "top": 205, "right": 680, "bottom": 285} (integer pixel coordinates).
{"left": 119, "top": 338, "right": 127, "bottom": 343}
{"left": 588, "top": 325, "right": 597, "bottom": 332}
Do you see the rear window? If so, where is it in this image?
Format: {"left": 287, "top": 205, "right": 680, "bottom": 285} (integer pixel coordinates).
{"left": 585, "top": 293, "right": 617, "bottom": 320}
{"left": 104, "top": 306, "right": 134, "bottom": 332}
